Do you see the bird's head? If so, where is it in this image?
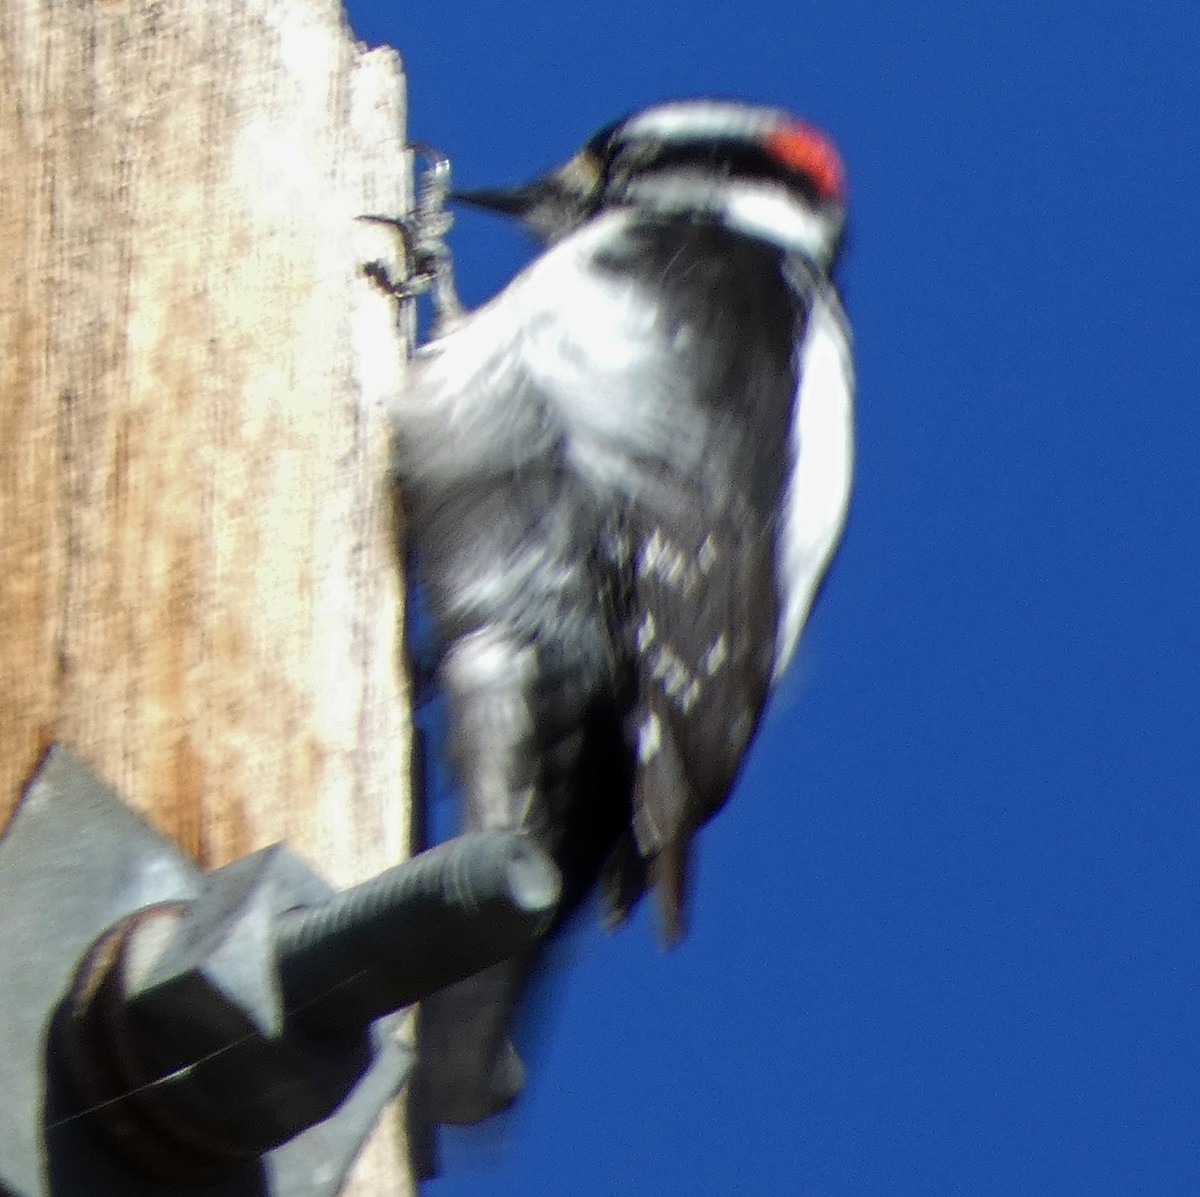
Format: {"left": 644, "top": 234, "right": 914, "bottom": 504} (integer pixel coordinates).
{"left": 455, "top": 98, "right": 847, "bottom": 266}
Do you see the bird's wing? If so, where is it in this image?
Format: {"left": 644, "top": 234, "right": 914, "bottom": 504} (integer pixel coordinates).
{"left": 401, "top": 222, "right": 853, "bottom": 939}
{"left": 517, "top": 223, "right": 850, "bottom": 937}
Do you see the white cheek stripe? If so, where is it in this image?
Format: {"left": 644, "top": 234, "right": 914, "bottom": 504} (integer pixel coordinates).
{"left": 720, "top": 183, "right": 837, "bottom": 263}
{"left": 621, "top": 175, "right": 839, "bottom": 265}
{"left": 773, "top": 296, "right": 855, "bottom": 679}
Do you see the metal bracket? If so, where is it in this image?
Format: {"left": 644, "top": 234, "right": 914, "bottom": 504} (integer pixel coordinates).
{"left": 0, "top": 746, "right": 559, "bottom": 1197}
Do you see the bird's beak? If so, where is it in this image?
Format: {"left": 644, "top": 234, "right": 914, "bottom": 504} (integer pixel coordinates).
{"left": 453, "top": 151, "right": 603, "bottom": 243}
{"left": 453, "top": 180, "right": 548, "bottom": 219}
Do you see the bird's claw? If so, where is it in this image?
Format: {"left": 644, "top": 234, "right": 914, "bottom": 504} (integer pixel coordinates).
{"left": 360, "top": 143, "right": 464, "bottom": 333}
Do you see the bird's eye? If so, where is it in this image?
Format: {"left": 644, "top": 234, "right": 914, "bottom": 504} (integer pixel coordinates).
{"left": 608, "top": 139, "right": 664, "bottom": 185}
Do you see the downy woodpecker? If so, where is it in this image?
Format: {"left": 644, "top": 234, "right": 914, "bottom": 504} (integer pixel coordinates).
{"left": 391, "top": 99, "right": 854, "bottom": 1127}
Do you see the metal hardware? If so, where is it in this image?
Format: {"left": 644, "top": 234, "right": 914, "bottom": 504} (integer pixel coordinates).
{"left": 0, "top": 745, "right": 559, "bottom": 1197}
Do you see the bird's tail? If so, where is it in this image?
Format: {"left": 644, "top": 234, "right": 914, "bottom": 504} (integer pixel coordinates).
{"left": 412, "top": 954, "right": 530, "bottom": 1129}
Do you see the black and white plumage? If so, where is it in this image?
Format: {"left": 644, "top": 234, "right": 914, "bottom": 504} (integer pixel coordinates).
{"left": 393, "top": 99, "right": 854, "bottom": 1128}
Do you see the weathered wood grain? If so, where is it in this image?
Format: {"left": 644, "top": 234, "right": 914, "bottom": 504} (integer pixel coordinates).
{"left": 0, "top": 0, "right": 416, "bottom": 1189}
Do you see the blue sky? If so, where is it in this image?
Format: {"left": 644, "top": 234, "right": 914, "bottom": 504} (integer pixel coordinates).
{"left": 347, "top": 2, "right": 1200, "bottom": 1192}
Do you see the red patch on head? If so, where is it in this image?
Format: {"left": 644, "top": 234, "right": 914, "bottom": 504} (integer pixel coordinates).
{"left": 766, "top": 123, "right": 846, "bottom": 204}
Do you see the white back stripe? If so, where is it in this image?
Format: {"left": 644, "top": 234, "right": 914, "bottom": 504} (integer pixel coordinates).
{"left": 774, "top": 295, "right": 855, "bottom": 679}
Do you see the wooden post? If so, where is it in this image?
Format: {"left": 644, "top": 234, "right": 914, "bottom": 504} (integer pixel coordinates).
{"left": 0, "top": 0, "right": 415, "bottom": 1191}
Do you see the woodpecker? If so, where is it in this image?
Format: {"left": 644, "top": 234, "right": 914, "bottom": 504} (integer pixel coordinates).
{"left": 390, "top": 99, "right": 854, "bottom": 1128}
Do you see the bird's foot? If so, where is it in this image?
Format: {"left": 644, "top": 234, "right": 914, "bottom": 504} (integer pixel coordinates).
{"left": 360, "top": 143, "right": 464, "bottom": 333}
